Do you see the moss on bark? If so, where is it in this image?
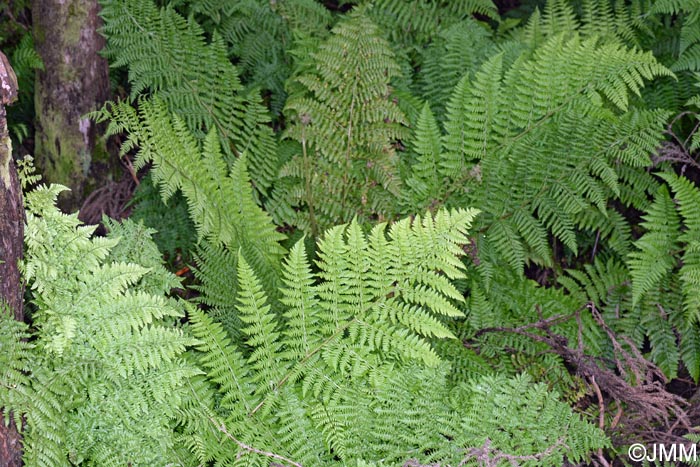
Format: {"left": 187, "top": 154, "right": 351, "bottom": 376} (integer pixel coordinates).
{"left": 32, "top": 0, "right": 112, "bottom": 212}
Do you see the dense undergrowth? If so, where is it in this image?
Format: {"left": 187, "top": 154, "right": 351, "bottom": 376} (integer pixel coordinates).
{"left": 4, "top": 0, "right": 700, "bottom": 465}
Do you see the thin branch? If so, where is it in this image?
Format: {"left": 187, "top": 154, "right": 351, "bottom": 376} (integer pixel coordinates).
{"left": 210, "top": 417, "right": 303, "bottom": 467}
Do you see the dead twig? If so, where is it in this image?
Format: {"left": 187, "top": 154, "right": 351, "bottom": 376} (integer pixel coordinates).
{"left": 402, "top": 438, "right": 567, "bottom": 467}
{"left": 210, "top": 417, "right": 303, "bottom": 467}
{"left": 470, "top": 302, "right": 692, "bottom": 448}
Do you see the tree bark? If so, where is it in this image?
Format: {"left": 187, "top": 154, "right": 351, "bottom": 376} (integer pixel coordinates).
{"left": 32, "top": 0, "right": 111, "bottom": 212}
{"left": 0, "top": 49, "right": 25, "bottom": 467}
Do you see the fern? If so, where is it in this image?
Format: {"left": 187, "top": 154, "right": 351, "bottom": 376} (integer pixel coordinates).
{"left": 628, "top": 172, "right": 700, "bottom": 378}
{"left": 94, "top": 98, "right": 287, "bottom": 299}
{"left": 0, "top": 304, "right": 32, "bottom": 429}
{"left": 629, "top": 173, "right": 700, "bottom": 321}
{"left": 651, "top": 0, "right": 700, "bottom": 71}
{"left": 271, "top": 8, "right": 410, "bottom": 236}
{"left": 365, "top": 0, "right": 498, "bottom": 67}
{"left": 415, "top": 19, "right": 498, "bottom": 119}
{"left": 98, "top": 0, "right": 280, "bottom": 194}
{"left": 3, "top": 184, "right": 200, "bottom": 466}
{"left": 461, "top": 373, "right": 609, "bottom": 466}
{"left": 628, "top": 185, "right": 680, "bottom": 306}
{"left": 514, "top": 0, "right": 653, "bottom": 47}
{"left": 21, "top": 2, "right": 700, "bottom": 464}
{"left": 127, "top": 174, "right": 196, "bottom": 259}
{"left": 404, "top": 33, "right": 671, "bottom": 274}
{"left": 6, "top": 32, "right": 43, "bottom": 146}
{"left": 183, "top": 207, "right": 608, "bottom": 465}
{"left": 183, "top": 0, "right": 333, "bottom": 116}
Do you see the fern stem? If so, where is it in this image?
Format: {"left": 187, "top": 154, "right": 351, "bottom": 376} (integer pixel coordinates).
{"left": 340, "top": 79, "right": 358, "bottom": 216}
{"left": 302, "top": 125, "right": 319, "bottom": 239}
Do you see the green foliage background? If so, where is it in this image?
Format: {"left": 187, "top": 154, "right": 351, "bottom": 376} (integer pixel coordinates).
{"left": 4, "top": 0, "right": 700, "bottom": 465}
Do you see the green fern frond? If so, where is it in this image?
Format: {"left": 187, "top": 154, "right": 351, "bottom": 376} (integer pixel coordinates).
{"left": 0, "top": 304, "right": 33, "bottom": 423}
{"left": 281, "top": 240, "right": 323, "bottom": 362}
{"left": 651, "top": 0, "right": 700, "bottom": 71}
{"left": 6, "top": 33, "right": 42, "bottom": 147}
{"left": 190, "top": 0, "right": 333, "bottom": 116}
{"left": 100, "top": 99, "right": 286, "bottom": 298}
{"left": 438, "top": 34, "right": 671, "bottom": 272}
{"left": 274, "top": 9, "right": 409, "bottom": 234}
{"left": 236, "top": 253, "right": 286, "bottom": 397}
{"left": 15, "top": 184, "right": 201, "bottom": 466}
{"left": 658, "top": 172, "right": 700, "bottom": 323}
{"left": 461, "top": 374, "right": 609, "bottom": 466}
{"left": 365, "top": 0, "right": 498, "bottom": 66}
{"left": 98, "top": 0, "right": 280, "bottom": 193}
{"left": 628, "top": 184, "right": 680, "bottom": 305}
{"left": 416, "top": 19, "right": 498, "bottom": 118}
{"left": 188, "top": 306, "right": 256, "bottom": 416}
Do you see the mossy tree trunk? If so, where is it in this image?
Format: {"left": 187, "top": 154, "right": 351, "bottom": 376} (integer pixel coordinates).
{"left": 32, "top": 0, "right": 111, "bottom": 212}
{"left": 0, "top": 49, "right": 24, "bottom": 467}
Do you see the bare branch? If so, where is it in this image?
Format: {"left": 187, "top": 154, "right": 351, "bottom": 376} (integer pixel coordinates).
{"left": 210, "top": 417, "right": 303, "bottom": 467}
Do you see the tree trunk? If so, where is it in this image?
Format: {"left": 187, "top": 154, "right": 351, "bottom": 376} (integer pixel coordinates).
{"left": 0, "top": 49, "right": 25, "bottom": 467}
{"left": 32, "top": 0, "right": 111, "bottom": 212}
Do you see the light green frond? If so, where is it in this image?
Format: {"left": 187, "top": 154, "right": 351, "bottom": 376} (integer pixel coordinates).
{"left": 236, "top": 253, "right": 286, "bottom": 397}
